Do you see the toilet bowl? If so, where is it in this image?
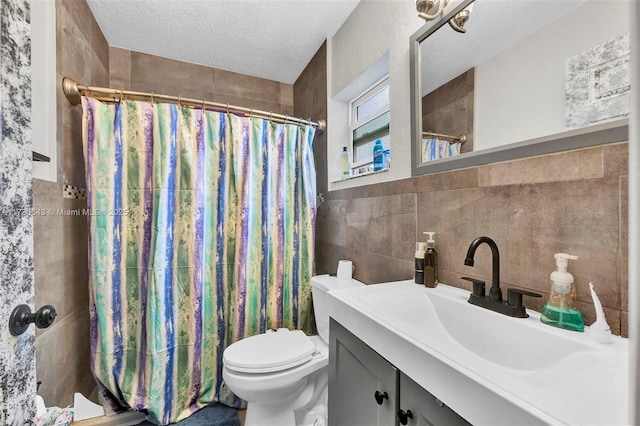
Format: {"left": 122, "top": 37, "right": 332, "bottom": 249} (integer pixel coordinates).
{"left": 222, "top": 274, "right": 364, "bottom": 426}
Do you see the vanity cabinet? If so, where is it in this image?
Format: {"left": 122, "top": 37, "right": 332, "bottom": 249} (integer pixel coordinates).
{"left": 329, "top": 319, "right": 469, "bottom": 426}
{"left": 398, "top": 372, "right": 470, "bottom": 426}
{"left": 328, "top": 318, "right": 398, "bottom": 425}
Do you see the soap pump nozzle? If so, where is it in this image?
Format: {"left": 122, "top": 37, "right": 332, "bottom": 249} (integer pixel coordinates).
{"left": 423, "top": 231, "right": 436, "bottom": 247}
{"left": 588, "top": 282, "right": 612, "bottom": 344}
{"left": 550, "top": 253, "right": 578, "bottom": 294}
{"left": 554, "top": 253, "right": 578, "bottom": 273}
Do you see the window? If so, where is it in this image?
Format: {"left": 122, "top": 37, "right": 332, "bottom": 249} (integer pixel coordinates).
{"left": 350, "top": 77, "right": 390, "bottom": 167}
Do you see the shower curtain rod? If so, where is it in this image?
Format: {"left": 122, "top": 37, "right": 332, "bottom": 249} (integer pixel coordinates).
{"left": 422, "top": 130, "right": 467, "bottom": 144}
{"left": 62, "top": 77, "right": 326, "bottom": 134}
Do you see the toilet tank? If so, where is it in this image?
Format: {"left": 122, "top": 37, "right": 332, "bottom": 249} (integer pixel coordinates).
{"left": 311, "top": 274, "right": 364, "bottom": 344}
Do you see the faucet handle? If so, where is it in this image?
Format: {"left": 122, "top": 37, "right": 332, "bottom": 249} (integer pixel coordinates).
{"left": 461, "top": 277, "right": 485, "bottom": 297}
{"left": 507, "top": 288, "right": 542, "bottom": 307}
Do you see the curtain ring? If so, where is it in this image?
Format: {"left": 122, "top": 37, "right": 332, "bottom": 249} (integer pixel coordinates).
{"left": 178, "top": 95, "right": 182, "bottom": 107}
{"left": 250, "top": 107, "right": 254, "bottom": 118}
{"left": 119, "top": 88, "right": 124, "bottom": 103}
{"left": 226, "top": 103, "right": 230, "bottom": 114}
{"left": 202, "top": 99, "right": 206, "bottom": 112}
{"left": 150, "top": 92, "right": 155, "bottom": 104}
{"left": 284, "top": 115, "right": 289, "bottom": 124}
{"left": 269, "top": 111, "right": 273, "bottom": 121}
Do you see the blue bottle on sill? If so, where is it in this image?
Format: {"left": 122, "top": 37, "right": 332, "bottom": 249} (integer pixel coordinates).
{"left": 373, "top": 139, "right": 384, "bottom": 171}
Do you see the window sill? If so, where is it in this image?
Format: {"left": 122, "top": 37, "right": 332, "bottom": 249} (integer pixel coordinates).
{"left": 332, "top": 167, "right": 389, "bottom": 183}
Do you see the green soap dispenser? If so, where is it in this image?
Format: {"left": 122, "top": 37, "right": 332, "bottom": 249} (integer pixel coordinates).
{"left": 540, "top": 253, "right": 584, "bottom": 332}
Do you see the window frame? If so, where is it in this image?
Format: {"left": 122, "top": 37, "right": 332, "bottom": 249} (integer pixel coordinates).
{"left": 349, "top": 76, "right": 390, "bottom": 168}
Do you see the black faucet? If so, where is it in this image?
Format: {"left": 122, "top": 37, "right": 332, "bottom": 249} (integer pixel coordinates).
{"left": 464, "top": 236, "right": 502, "bottom": 301}
{"left": 463, "top": 236, "right": 541, "bottom": 318}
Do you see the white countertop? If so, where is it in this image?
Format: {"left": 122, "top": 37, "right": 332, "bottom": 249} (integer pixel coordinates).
{"left": 326, "top": 279, "right": 629, "bottom": 426}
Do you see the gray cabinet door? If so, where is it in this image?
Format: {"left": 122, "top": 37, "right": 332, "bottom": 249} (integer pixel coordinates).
{"left": 329, "top": 319, "right": 398, "bottom": 426}
{"left": 398, "top": 372, "right": 470, "bottom": 426}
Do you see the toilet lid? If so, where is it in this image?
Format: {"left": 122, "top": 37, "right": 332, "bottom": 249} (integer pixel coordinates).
{"left": 223, "top": 329, "right": 317, "bottom": 373}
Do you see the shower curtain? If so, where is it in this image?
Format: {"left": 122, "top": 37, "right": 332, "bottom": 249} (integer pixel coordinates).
{"left": 421, "top": 137, "right": 461, "bottom": 162}
{"left": 81, "top": 97, "right": 316, "bottom": 424}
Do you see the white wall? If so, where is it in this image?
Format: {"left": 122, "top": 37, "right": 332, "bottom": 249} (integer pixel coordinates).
{"left": 475, "top": 0, "right": 630, "bottom": 151}
{"left": 31, "top": 0, "right": 58, "bottom": 182}
{"left": 327, "top": 0, "right": 424, "bottom": 191}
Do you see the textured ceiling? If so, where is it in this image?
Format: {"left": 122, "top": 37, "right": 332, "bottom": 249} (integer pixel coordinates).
{"left": 86, "top": 0, "right": 360, "bottom": 84}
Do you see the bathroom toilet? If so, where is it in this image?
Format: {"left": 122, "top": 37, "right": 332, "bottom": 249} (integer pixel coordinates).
{"left": 222, "top": 274, "right": 364, "bottom": 426}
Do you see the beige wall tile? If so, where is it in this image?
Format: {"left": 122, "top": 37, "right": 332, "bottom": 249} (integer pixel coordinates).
{"left": 413, "top": 168, "right": 478, "bottom": 193}
{"left": 346, "top": 193, "right": 415, "bottom": 223}
{"left": 422, "top": 68, "right": 474, "bottom": 153}
{"left": 129, "top": 51, "right": 215, "bottom": 100}
{"left": 347, "top": 248, "right": 413, "bottom": 284}
{"left": 109, "top": 46, "right": 131, "bottom": 89}
{"left": 620, "top": 311, "right": 628, "bottom": 337}
{"left": 60, "top": 122, "right": 86, "bottom": 187}
{"left": 619, "top": 176, "right": 628, "bottom": 311}
{"left": 209, "top": 94, "right": 287, "bottom": 115}
{"left": 316, "top": 200, "right": 348, "bottom": 247}
{"left": 58, "top": 1, "right": 109, "bottom": 187}
{"left": 478, "top": 147, "right": 603, "bottom": 187}
{"left": 59, "top": 0, "right": 109, "bottom": 71}
{"left": 280, "top": 83, "right": 294, "bottom": 108}
{"left": 603, "top": 142, "right": 628, "bottom": 177}
{"left": 315, "top": 242, "right": 348, "bottom": 276}
{"left": 294, "top": 42, "right": 327, "bottom": 196}
{"left": 36, "top": 305, "right": 93, "bottom": 407}
{"left": 347, "top": 212, "right": 415, "bottom": 261}
{"left": 213, "top": 69, "right": 280, "bottom": 104}
{"left": 34, "top": 255, "right": 89, "bottom": 326}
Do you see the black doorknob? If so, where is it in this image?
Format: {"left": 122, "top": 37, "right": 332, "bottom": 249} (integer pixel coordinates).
{"left": 398, "top": 409, "right": 414, "bottom": 425}
{"left": 374, "top": 390, "right": 388, "bottom": 405}
{"left": 9, "top": 304, "right": 57, "bottom": 336}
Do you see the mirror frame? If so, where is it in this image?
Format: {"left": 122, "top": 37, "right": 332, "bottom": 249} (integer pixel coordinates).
{"left": 409, "top": 0, "right": 630, "bottom": 177}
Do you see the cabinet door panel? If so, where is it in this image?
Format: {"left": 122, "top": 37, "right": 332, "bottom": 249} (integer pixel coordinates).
{"left": 329, "top": 319, "right": 398, "bottom": 426}
{"left": 399, "top": 372, "right": 470, "bottom": 426}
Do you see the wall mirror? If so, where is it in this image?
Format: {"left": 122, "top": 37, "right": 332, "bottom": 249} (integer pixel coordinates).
{"left": 410, "top": 0, "right": 631, "bottom": 176}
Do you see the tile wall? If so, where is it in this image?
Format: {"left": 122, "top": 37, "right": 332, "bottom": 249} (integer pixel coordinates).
{"left": 33, "top": 0, "right": 109, "bottom": 407}
{"left": 422, "top": 68, "right": 474, "bottom": 153}
{"left": 109, "top": 48, "right": 294, "bottom": 116}
{"left": 293, "top": 42, "right": 327, "bottom": 196}
{"left": 318, "top": 143, "right": 629, "bottom": 337}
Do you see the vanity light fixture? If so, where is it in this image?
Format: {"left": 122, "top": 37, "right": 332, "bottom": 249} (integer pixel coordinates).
{"left": 449, "top": 3, "right": 473, "bottom": 33}
{"left": 416, "top": 0, "right": 473, "bottom": 33}
{"left": 416, "top": 0, "right": 449, "bottom": 21}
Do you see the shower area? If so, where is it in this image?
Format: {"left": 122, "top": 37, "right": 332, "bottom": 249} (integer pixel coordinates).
{"left": 33, "top": 2, "right": 328, "bottom": 423}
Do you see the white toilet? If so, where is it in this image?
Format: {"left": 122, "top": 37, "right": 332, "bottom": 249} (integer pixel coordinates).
{"left": 222, "top": 274, "right": 364, "bottom": 426}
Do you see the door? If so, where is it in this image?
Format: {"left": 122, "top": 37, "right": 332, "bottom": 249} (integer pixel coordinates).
{"left": 329, "top": 319, "right": 398, "bottom": 426}
{"left": 0, "top": 0, "right": 37, "bottom": 423}
{"left": 398, "top": 372, "right": 470, "bottom": 426}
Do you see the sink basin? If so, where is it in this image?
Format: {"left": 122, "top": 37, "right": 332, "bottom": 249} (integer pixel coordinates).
{"left": 355, "top": 282, "right": 596, "bottom": 371}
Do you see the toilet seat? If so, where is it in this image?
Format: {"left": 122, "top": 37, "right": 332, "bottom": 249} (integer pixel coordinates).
{"left": 223, "top": 329, "right": 318, "bottom": 373}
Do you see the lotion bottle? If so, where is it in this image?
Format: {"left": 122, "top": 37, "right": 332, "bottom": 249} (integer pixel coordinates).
{"left": 340, "top": 147, "right": 351, "bottom": 179}
{"left": 423, "top": 232, "right": 438, "bottom": 288}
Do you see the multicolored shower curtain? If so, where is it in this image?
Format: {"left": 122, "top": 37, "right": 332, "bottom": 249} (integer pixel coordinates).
{"left": 421, "top": 137, "right": 461, "bottom": 162}
{"left": 81, "top": 97, "right": 316, "bottom": 424}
